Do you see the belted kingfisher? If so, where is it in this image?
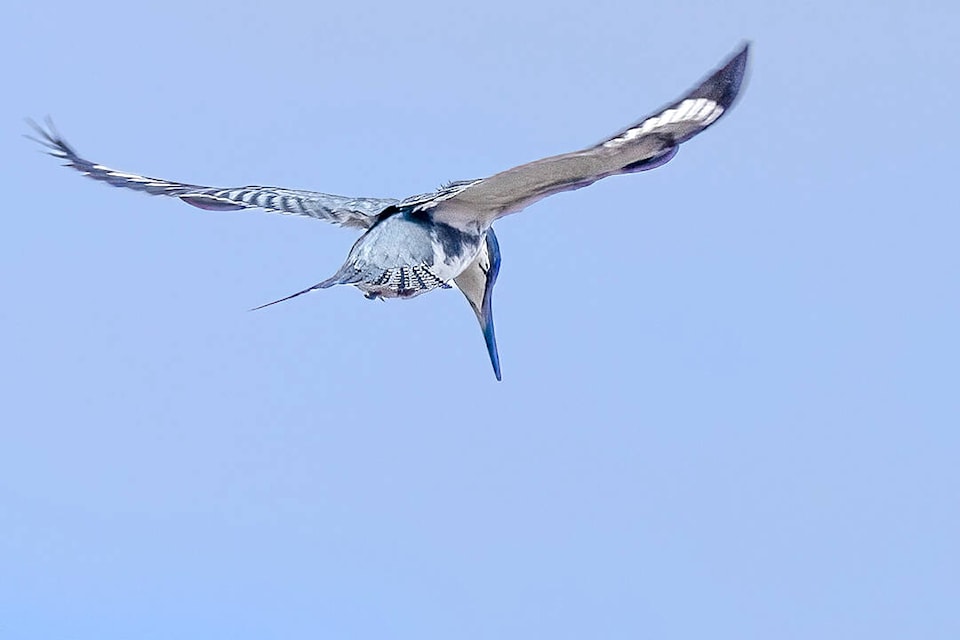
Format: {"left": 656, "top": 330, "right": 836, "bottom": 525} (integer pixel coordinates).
{"left": 29, "top": 43, "right": 749, "bottom": 380}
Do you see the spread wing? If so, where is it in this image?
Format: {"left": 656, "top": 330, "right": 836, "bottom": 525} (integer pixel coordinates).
{"left": 27, "top": 119, "right": 397, "bottom": 230}
{"left": 427, "top": 43, "right": 749, "bottom": 227}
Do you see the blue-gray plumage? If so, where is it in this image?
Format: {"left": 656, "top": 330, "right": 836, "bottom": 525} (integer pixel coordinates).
{"left": 28, "top": 43, "right": 749, "bottom": 381}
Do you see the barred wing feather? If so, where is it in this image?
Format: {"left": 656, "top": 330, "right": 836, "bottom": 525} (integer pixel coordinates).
{"left": 27, "top": 119, "right": 396, "bottom": 230}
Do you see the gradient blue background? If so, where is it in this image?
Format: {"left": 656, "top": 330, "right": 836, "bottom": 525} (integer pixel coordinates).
{"left": 4, "top": 1, "right": 958, "bottom": 637}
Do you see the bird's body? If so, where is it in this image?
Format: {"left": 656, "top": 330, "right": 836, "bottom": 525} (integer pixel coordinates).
{"left": 321, "top": 210, "right": 484, "bottom": 300}
{"left": 29, "top": 43, "right": 750, "bottom": 380}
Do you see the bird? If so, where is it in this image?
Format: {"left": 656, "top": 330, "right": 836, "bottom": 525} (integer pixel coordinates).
{"left": 28, "top": 43, "right": 749, "bottom": 381}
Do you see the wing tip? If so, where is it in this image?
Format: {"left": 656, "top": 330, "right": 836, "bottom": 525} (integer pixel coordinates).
{"left": 24, "top": 115, "right": 75, "bottom": 158}
{"left": 724, "top": 41, "right": 751, "bottom": 104}
{"left": 693, "top": 41, "right": 751, "bottom": 111}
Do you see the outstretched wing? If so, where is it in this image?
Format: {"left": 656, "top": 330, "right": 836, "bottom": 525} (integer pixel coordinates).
{"left": 27, "top": 119, "right": 397, "bottom": 230}
{"left": 427, "top": 43, "right": 749, "bottom": 227}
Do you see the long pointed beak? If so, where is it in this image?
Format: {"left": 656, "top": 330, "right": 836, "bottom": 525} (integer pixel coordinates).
{"left": 479, "top": 231, "right": 502, "bottom": 381}
{"left": 481, "top": 305, "right": 501, "bottom": 381}
{"left": 453, "top": 229, "right": 504, "bottom": 380}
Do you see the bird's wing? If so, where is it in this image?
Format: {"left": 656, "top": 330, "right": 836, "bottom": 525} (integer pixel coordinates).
{"left": 453, "top": 230, "right": 502, "bottom": 381}
{"left": 27, "top": 119, "right": 397, "bottom": 230}
{"left": 427, "top": 42, "right": 749, "bottom": 227}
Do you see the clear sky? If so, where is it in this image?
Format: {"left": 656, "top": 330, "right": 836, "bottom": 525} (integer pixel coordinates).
{"left": 3, "top": 1, "right": 958, "bottom": 638}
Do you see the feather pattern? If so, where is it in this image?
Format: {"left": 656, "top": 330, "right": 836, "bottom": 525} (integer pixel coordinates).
{"left": 26, "top": 119, "right": 396, "bottom": 229}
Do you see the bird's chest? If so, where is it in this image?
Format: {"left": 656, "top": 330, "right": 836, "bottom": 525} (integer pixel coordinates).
{"left": 426, "top": 223, "right": 483, "bottom": 282}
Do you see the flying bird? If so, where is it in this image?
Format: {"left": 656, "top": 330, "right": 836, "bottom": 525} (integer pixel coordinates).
{"left": 29, "top": 43, "right": 749, "bottom": 380}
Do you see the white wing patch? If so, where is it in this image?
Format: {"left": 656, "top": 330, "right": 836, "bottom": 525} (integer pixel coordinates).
{"left": 603, "top": 98, "right": 724, "bottom": 149}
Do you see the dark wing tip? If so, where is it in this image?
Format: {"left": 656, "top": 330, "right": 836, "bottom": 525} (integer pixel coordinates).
{"left": 688, "top": 41, "right": 751, "bottom": 111}
{"left": 24, "top": 116, "right": 76, "bottom": 159}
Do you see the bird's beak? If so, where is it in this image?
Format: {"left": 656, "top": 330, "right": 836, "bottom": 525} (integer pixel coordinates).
{"left": 454, "top": 230, "right": 503, "bottom": 381}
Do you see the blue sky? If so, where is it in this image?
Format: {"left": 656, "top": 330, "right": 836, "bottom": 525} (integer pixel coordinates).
{"left": 3, "top": 0, "right": 958, "bottom": 638}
